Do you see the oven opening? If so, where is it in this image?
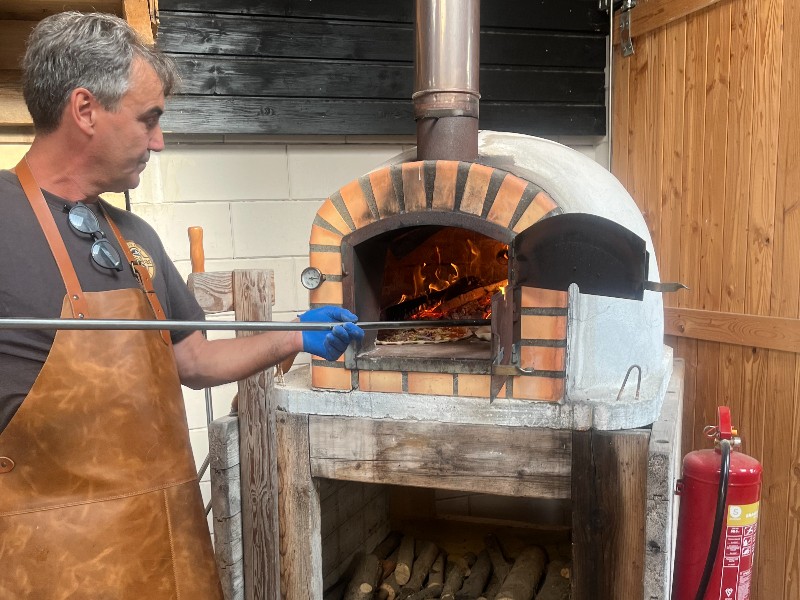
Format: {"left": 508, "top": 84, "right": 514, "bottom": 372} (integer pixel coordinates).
{"left": 349, "top": 225, "right": 508, "bottom": 374}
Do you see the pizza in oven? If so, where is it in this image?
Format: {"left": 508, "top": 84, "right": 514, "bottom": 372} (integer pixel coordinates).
{"left": 376, "top": 326, "right": 474, "bottom": 345}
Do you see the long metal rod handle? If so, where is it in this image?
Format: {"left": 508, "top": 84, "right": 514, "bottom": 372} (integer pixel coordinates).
{"left": 0, "top": 318, "right": 491, "bottom": 332}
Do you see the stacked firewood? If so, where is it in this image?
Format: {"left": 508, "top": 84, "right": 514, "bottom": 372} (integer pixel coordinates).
{"left": 326, "top": 532, "right": 571, "bottom": 600}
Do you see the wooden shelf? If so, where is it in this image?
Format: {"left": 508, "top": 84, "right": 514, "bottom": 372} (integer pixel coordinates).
{"left": 0, "top": 0, "right": 157, "bottom": 128}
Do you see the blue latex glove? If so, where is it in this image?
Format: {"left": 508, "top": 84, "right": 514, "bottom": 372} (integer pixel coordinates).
{"left": 299, "top": 306, "right": 364, "bottom": 361}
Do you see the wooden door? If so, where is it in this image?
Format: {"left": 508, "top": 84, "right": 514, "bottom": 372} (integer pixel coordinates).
{"left": 610, "top": 1, "right": 800, "bottom": 598}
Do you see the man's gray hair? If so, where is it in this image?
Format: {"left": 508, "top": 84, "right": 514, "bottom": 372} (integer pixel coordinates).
{"left": 22, "top": 11, "right": 178, "bottom": 133}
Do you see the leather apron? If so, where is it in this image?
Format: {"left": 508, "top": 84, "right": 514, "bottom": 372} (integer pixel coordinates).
{"left": 0, "top": 159, "right": 223, "bottom": 599}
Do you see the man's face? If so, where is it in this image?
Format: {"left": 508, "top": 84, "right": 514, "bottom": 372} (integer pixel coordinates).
{"left": 91, "top": 58, "right": 166, "bottom": 192}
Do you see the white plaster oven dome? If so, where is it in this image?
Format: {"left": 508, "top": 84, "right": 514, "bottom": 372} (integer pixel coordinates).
{"left": 381, "top": 130, "right": 673, "bottom": 429}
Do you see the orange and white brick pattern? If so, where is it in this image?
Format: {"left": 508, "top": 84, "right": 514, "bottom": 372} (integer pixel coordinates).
{"left": 308, "top": 160, "right": 567, "bottom": 402}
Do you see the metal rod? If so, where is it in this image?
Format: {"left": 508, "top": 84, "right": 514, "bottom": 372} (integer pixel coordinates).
{"left": 0, "top": 318, "right": 491, "bottom": 332}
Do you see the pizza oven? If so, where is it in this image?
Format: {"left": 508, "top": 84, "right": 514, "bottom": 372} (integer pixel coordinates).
{"left": 292, "top": 0, "right": 673, "bottom": 430}
{"left": 302, "top": 131, "right": 673, "bottom": 429}
{"left": 262, "top": 3, "right": 681, "bottom": 598}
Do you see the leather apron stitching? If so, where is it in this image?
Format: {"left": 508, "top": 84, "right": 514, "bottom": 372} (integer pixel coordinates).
{"left": 0, "top": 474, "right": 200, "bottom": 518}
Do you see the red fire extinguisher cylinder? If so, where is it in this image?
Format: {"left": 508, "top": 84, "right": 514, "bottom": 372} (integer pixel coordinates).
{"left": 671, "top": 408, "right": 762, "bottom": 600}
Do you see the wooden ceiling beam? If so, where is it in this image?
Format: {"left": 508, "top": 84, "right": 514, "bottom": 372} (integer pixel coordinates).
{"left": 0, "top": 1, "right": 121, "bottom": 21}
{"left": 0, "top": 1, "right": 158, "bottom": 128}
{"left": 613, "top": 0, "right": 733, "bottom": 41}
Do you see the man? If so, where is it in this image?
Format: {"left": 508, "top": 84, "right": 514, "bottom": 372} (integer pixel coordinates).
{"left": 0, "top": 11, "right": 363, "bottom": 598}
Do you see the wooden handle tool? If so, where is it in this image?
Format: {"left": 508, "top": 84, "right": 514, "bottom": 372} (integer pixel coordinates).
{"left": 188, "top": 226, "right": 205, "bottom": 274}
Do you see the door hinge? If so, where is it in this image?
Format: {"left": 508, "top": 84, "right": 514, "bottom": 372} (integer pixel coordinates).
{"left": 619, "top": 0, "right": 637, "bottom": 57}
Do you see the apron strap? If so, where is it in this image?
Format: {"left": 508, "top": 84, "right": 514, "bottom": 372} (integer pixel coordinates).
{"left": 15, "top": 156, "right": 90, "bottom": 319}
{"left": 100, "top": 202, "right": 172, "bottom": 346}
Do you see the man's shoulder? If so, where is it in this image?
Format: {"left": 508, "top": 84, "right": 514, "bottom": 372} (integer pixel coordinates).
{"left": 0, "top": 169, "right": 22, "bottom": 192}
{"left": 0, "top": 170, "right": 34, "bottom": 222}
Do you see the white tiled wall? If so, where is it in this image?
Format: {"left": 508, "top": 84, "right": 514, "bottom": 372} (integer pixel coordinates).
{"left": 130, "top": 138, "right": 413, "bottom": 510}
{"left": 1, "top": 133, "right": 609, "bottom": 514}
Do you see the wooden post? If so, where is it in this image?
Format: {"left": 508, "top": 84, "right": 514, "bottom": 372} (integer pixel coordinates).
{"left": 276, "top": 412, "right": 323, "bottom": 598}
{"left": 188, "top": 268, "right": 279, "bottom": 599}
{"left": 209, "top": 414, "right": 245, "bottom": 599}
{"left": 234, "top": 269, "right": 281, "bottom": 600}
{"left": 571, "top": 427, "right": 649, "bottom": 599}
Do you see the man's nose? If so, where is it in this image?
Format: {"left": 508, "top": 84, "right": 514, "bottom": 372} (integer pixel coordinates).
{"left": 149, "top": 125, "right": 165, "bottom": 152}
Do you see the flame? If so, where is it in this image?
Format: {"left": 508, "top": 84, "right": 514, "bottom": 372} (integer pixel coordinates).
{"left": 383, "top": 234, "right": 509, "bottom": 323}
{"left": 412, "top": 300, "right": 444, "bottom": 320}
{"left": 466, "top": 239, "right": 479, "bottom": 277}
{"left": 413, "top": 263, "right": 426, "bottom": 297}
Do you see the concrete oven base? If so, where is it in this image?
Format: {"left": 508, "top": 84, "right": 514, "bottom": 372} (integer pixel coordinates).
{"left": 276, "top": 345, "right": 673, "bottom": 432}
{"left": 261, "top": 359, "right": 684, "bottom": 599}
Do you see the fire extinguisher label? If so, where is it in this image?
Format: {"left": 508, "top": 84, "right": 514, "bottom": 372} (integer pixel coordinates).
{"left": 718, "top": 501, "right": 759, "bottom": 600}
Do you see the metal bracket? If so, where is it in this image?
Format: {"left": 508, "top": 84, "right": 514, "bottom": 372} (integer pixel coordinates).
{"left": 644, "top": 281, "right": 689, "bottom": 294}
{"left": 615, "top": 364, "right": 641, "bottom": 402}
{"left": 619, "top": 0, "right": 637, "bottom": 57}
{"left": 492, "top": 344, "right": 534, "bottom": 377}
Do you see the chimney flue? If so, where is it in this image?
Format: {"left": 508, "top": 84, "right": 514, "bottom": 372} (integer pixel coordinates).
{"left": 413, "top": 0, "right": 480, "bottom": 162}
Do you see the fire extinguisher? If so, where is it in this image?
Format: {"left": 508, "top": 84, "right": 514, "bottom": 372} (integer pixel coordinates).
{"left": 671, "top": 407, "right": 762, "bottom": 600}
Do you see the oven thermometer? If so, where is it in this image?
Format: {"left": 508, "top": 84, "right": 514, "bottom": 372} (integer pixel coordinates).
{"left": 300, "top": 266, "right": 326, "bottom": 290}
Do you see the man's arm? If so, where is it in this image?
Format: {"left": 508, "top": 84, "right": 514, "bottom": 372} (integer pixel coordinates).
{"left": 172, "top": 329, "right": 302, "bottom": 389}
{"left": 172, "top": 306, "right": 364, "bottom": 389}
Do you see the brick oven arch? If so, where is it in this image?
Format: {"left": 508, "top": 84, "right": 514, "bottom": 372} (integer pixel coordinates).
{"left": 307, "top": 160, "right": 561, "bottom": 308}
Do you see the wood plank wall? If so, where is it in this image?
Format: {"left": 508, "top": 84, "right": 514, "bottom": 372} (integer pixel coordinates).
{"left": 156, "top": 0, "right": 607, "bottom": 136}
{"left": 611, "top": 0, "right": 800, "bottom": 598}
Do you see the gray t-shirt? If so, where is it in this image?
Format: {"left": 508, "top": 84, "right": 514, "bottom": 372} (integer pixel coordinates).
{"left": 0, "top": 169, "right": 205, "bottom": 433}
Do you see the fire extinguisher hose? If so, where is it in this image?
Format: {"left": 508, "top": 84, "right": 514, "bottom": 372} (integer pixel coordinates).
{"left": 695, "top": 438, "right": 732, "bottom": 600}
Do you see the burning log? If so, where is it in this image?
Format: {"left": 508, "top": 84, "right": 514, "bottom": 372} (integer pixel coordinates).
{"left": 484, "top": 533, "right": 511, "bottom": 585}
{"left": 535, "top": 559, "right": 571, "bottom": 600}
{"left": 455, "top": 549, "right": 492, "bottom": 599}
{"left": 343, "top": 553, "right": 382, "bottom": 600}
{"left": 395, "top": 535, "right": 415, "bottom": 585}
{"left": 494, "top": 546, "right": 547, "bottom": 600}
{"left": 440, "top": 280, "right": 506, "bottom": 315}
{"left": 399, "top": 540, "right": 440, "bottom": 598}
{"left": 383, "top": 275, "right": 486, "bottom": 321}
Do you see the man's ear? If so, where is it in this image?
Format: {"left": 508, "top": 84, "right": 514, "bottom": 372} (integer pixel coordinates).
{"left": 68, "top": 88, "right": 97, "bottom": 135}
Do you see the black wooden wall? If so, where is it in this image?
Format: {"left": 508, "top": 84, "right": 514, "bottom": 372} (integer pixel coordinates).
{"left": 157, "top": 1, "right": 608, "bottom": 136}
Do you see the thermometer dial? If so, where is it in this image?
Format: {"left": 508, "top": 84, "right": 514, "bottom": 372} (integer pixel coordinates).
{"left": 300, "top": 266, "right": 326, "bottom": 290}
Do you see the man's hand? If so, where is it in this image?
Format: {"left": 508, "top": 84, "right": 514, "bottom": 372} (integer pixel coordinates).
{"left": 300, "top": 306, "right": 364, "bottom": 361}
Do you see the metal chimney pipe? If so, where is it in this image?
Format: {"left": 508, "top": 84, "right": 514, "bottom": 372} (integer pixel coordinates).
{"left": 414, "top": 0, "right": 480, "bottom": 162}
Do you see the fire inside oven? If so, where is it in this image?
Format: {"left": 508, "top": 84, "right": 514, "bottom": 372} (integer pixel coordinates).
{"left": 347, "top": 224, "right": 509, "bottom": 369}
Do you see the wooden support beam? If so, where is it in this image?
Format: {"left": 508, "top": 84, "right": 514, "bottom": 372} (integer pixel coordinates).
{"left": 0, "top": 71, "right": 30, "bottom": 126}
{"left": 277, "top": 412, "right": 323, "bottom": 599}
{"left": 208, "top": 414, "right": 245, "bottom": 599}
{"left": 234, "top": 269, "right": 280, "bottom": 600}
{"left": 122, "top": 0, "right": 154, "bottom": 44}
{"left": 0, "top": 1, "right": 120, "bottom": 20}
{"left": 308, "top": 417, "right": 572, "bottom": 499}
{"left": 1, "top": 1, "right": 158, "bottom": 128}
{"left": 571, "top": 427, "right": 649, "bottom": 599}
{"left": 614, "top": 0, "right": 732, "bottom": 40}
{"left": 0, "top": 21, "right": 35, "bottom": 70}
{"left": 187, "top": 270, "right": 274, "bottom": 314}
{"left": 664, "top": 307, "right": 800, "bottom": 353}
